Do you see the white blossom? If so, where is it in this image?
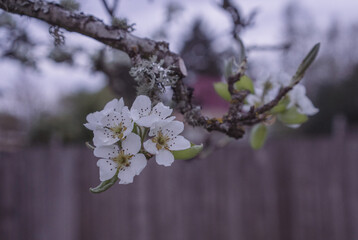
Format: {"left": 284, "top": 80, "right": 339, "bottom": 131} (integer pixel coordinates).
{"left": 94, "top": 133, "right": 147, "bottom": 184}
{"left": 93, "top": 106, "right": 133, "bottom": 146}
{"left": 143, "top": 120, "right": 190, "bottom": 166}
{"left": 288, "top": 84, "right": 319, "bottom": 116}
{"left": 130, "top": 95, "right": 174, "bottom": 127}
{"left": 84, "top": 98, "right": 124, "bottom": 130}
{"left": 242, "top": 73, "right": 286, "bottom": 112}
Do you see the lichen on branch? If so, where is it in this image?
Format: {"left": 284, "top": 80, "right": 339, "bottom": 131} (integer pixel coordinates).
{"left": 0, "top": 0, "right": 319, "bottom": 139}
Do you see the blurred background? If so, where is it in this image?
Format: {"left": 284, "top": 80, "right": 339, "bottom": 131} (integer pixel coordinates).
{"left": 1, "top": 0, "right": 358, "bottom": 239}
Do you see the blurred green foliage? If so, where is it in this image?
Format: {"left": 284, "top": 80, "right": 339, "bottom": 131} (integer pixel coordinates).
{"left": 29, "top": 87, "right": 116, "bottom": 144}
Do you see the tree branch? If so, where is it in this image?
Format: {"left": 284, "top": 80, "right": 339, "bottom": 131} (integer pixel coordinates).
{"left": 0, "top": 0, "right": 181, "bottom": 68}
{"left": 0, "top": 0, "right": 296, "bottom": 139}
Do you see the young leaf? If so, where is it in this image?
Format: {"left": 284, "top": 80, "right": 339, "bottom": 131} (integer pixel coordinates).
{"left": 250, "top": 124, "right": 268, "bottom": 150}
{"left": 234, "top": 75, "right": 255, "bottom": 93}
{"left": 270, "top": 97, "right": 289, "bottom": 114}
{"left": 89, "top": 172, "right": 118, "bottom": 193}
{"left": 277, "top": 107, "right": 308, "bottom": 125}
{"left": 172, "top": 143, "right": 203, "bottom": 160}
{"left": 213, "top": 82, "right": 231, "bottom": 101}
{"left": 292, "top": 43, "right": 320, "bottom": 84}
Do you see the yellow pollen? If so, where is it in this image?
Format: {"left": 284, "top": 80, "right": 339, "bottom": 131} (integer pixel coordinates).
{"left": 110, "top": 123, "right": 127, "bottom": 139}
{"left": 112, "top": 150, "right": 133, "bottom": 169}
{"left": 152, "top": 131, "right": 170, "bottom": 151}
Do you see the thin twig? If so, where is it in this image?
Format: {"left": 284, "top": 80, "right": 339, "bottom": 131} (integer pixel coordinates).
{"left": 101, "top": 0, "right": 119, "bottom": 18}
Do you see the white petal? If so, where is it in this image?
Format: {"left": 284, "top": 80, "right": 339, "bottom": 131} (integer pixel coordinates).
{"left": 97, "top": 159, "right": 118, "bottom": 181}
{"left": 135, "top": 114, "right": 159, "bottom": 128}
{"left": 165, "top": 116, "right": 176, "bottom": 122}
{"left": 288, "top": 85, "right": 306, "bottom": 108}
{"left": 136, "top": 104, "right": 173, "bottom": 127}
{"left": 156, "top": 149, "right": 174, "bottom": 167}
{"left": 275, "top": 71, "right": 291, "bottom": 86}
{"left": 264, "top": 87, "right": 280, "bottom": 103}
{"left": 128, "top": 153, "right": 147, "bottom": 175}
{"left": 117, "top": 168, "right": 135, "bottom": 184}
{"left": 297, "top": 97, "right": 319, "bottom": 115}
{"left": 93, "top": 129, "right": 118, "bottom": 146}
{"left": 246, "top": 94, "right": 260, "bottom": 106}
{"left": 93, "top": 134, "right": 105, "bottom": 147}
{"left": 84, "top": 123, "right": 95, "bottom": 131}
{"left": 104, "top": 99, "right": 118, "bottom": 110}
{"left": 242, "top": 104, "right": 251, "bottom": 112}
{"left": 86, "top": 111, "right": 102, "bottom": 123}
{"left": 148, "top": 116, "right": 176, "bottom": 136}
{"left": 288, "top": 85, "right": 318, "bottom": 116}
{"left": 130, "top": 95, "right": 151, "bottom": 119}
{"left": 143, "top": 139, "right": 158, "bottom": 154}
{"left": 94, "top": 145, "right": 119, "bottom": 158}
{"left": 103, "top": 98, "right": 124, "bottom": 113}
{"left": 167, "top": 135, "right": 191, "bottom": 151}
{"left": 102, "top": 110, "right": 131, "bottom": 129}
{"left": 85, "top": 112, "right": 104, "bottom": 130}
{"left": 152, "top": 102, "right": 173, "bottom": 119}
{"left": 162, "top": 120, "right": 184, "bottom": 137}
{"left": 121, "top": 107, "right": 134, "bottom": 136}
{"left": 130, "top": 109, "right": 140, "bottom": 121}
{"left": 122, "top": 133, "right": 141, "bottom": 155}
{"left": 100, "top": 108, "right": 133, "bottom": 140}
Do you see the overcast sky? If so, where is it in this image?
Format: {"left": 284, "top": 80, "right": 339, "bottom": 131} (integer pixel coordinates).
{"left": 1, "top": 0, "right": 357, "bottom": 114}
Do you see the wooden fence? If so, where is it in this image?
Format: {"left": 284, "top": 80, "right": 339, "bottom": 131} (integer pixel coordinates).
{"left": 0, "top": 135, "right": 358, "bottom": 240}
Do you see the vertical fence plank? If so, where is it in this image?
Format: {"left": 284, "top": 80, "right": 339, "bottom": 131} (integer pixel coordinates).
{"left": 1, "top": 135, "right": 358, "bottom": 240}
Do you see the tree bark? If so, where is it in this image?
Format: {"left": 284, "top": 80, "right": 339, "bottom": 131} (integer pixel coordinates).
{"left": 0, "top": 0, "right": 184, "bottom": 72}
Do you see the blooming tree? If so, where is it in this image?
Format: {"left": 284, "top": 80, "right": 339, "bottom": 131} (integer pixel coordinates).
{"left": 0, "top": 0, "right": 320, "bottom": 191}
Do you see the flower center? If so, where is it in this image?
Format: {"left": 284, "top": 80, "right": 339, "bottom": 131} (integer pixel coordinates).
{"left": 112, "top": 150, "right": 133, "bottom": 169}
{"left": 152, "top": 131, "right": 170, "bottom": 150}
{"left": 110, "top": 123, "right": 127, "bottom": 139}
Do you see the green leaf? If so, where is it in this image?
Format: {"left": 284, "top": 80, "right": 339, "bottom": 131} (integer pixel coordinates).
{"left": 250, "top": 124, "right": 268, "bottom": 150}
{"left": 213, "top": 82, "right": 231, "bottom": 101}
{"left": 270, "top": 97, "right": 289, "bottom": 114}
{"left": 234, "top": 75, "right": 255, "bottom": 93}
{"left": 277, "top": 107, "right": 308, "bottom": 125}
{"left": 89, "top": 172, "right": 118, "bottom": 194}
{"left": 172, "top": 143, "right": 203, "bottom": 160}
{"left": 292, "top": 43, "right": 320, "bottom": 84}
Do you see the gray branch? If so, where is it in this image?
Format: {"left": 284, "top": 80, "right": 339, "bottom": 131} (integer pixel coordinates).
{"left": 0, "top": 0, "right": 303, "bottom": 139}
{"left": 0, "top": 0, "right": 183, "bottom": 71}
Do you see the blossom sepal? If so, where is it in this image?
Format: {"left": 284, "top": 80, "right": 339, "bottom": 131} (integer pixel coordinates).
{"left": 89, "top": 170, "right": 119, "bottom": 193}
{"left": 171, "top": 143, "right": 203, "bottom": 160}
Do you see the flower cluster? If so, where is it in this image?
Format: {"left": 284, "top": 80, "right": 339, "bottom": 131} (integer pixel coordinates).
{"left": 85, "top": 95, "right": 191, "bottom": 184}
{"left": 243, "top": 72, "right": 318, "bottom": 127}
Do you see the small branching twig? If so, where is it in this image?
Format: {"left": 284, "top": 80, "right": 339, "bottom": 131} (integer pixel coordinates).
{"left": 101, "top": 0, "right": 119, "bottom": 18}
{"left": 220, "top": 0, "right": 256, "bottom": 37}
{"left": 246, "top": 43, "right": 291, "bottom": 52}
{"left": 0, "top": 0, "right": 320, "bottom": 140}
